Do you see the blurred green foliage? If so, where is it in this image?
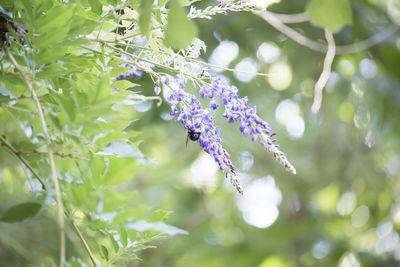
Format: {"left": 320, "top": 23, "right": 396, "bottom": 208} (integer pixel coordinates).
{"left": 1, "top": 0, "right": 400, "bottom": 266}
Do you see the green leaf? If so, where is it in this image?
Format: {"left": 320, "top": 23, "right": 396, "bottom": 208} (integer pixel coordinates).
{"left": 34, "top": 48, "right": 67, "bottom": 65}
{"left": 93, "top": 74, "right": 111, "bottom": 103}
{"left": 103, "top": 157, "right": 137, "bottom": 185}
{"left": 110, "top": 67, "right": 131, "bottom": 77}
{"left": 0, "top": 73, "right": 26, "bottom": 97}
{"left": 68, "top": 17, "right": 98, "bottom": 36}
{"left": 107, "top": 0, "right": 117, "bottom": 5}
{"left": 113, "top": 206, "right": 150, "bottom": 224}
{"left": 181, "top": 0, "right": 201, "bottom": 6}
{"left": 35, "top": 25, "right": 70, "bottom": 49}
{"left": 56, "top": 94, "right": 76, "bottom": 122}
{"left": 120, "top": 253, "right": 139, "bottom": 260}
{"left": 148, "top": 209, "right": 172, "bottom": 223}
{"left": 157, "top": 0, "right": 168, "bottom": 7}
{"left": 88, "top": 0, "right": 103, "bottom": 15}
{"left": 111, "top": 80, "right": 139, "bottom": 91}
{"left": 125, "top": 220, "right": 189, "bottom": 236}
{"left": 100, "top": 245, "right": 109, "bottom": 261}
{"left": 0, "top": 86, "right": 13, "bottom": 98}
{"left": 89, "top": 219, "right": 109, "bottom": 230}
{"left": 139, "top": 0, "right": 153, "bottom": 35}
{"left": 107, "top": 232, "right": 119, "bottom": 253}
{"left": 0, "top": 202, "right": 42, "bottom": 223}
{"left": 36, "top": 6, "right": 74, "bottom": 33}
{"left": 306, "top": 0, "right": 353, "bottom": 33}
{"left": 120, "top": 227, "right": 128, "bottom": 247}
{"left": 90, "top": 157, "right": 107, "bottom": 186}
{"left": 164, "top": 0, "right": 198, "bottom": 49}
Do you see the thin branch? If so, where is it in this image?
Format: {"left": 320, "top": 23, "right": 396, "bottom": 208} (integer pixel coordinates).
{"left": 21, "top": 150, "right": 88, "bottom": 160}
{"left": 257, "top": 10, "right": 326, "bottom": 52}
{"left": 0, "top": 135, "right": 46, "bottom": 190}
{"left": 0, "top": 103, "right": 37, "bottom": 113}
{"left": 70, "top": 218, "right": 98, "bottom": 267}
{"left": 265, "top": 11, "right": 309, "bottom": 24}
{"left": 311, "top": 29, "right": 336, "bottom": 114}
{"left": 7, "top": 52, "right": 66, "bottom": 267}
{"left": 256, "top": 11, "right": 400, "bottom": 54}
{"left": 0, "top": 95, "right": 32, "bottom": 103}
{"left": 86, "top": 38, "right": 273, "bottom": 77}
{"left": 334, "top": 25, "right": 399, "bottom": 54}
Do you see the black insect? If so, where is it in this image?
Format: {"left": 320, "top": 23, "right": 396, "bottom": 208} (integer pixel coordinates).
{"left": 186, "top": 130, "right": 201, "bottom": 147}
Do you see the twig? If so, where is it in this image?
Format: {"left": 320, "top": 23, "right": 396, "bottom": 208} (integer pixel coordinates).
{"left": 7, "top": 52, "right": 66, "bottom": 267}
{"left": 21, "top": 150, "right": 88, "bottom": 160}
{"left": 0, "top": 135, "right": 46, "bottom": 190}
{"left": 256, "top": 11, "right": 399, "bottom": 54}
{"left": 266, "top": 11, "right": 309, "bottom": 24}
{"left": 257, "top": 10, "right": 326, "bottom": 52}
{"left": 70, "top": 218, "right": 98, "bottom": 267}
{"left": 86, "top": 38, "right": 273, "bottom": 77}
{"left": 0, "top": 95, "right": 32, "bottom": 103}
{"left": 311, "top": 29, "right": 336, "bottom": 114}
{"left": 334, "top": 25, "right": 399, "bottom": 54}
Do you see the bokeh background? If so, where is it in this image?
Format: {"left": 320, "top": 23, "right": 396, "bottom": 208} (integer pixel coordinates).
{"left": 1, "top": 0, "right": 400, "bottom": 266}
{"left": 130, "top": 0, "right": 400, "bottom": 266}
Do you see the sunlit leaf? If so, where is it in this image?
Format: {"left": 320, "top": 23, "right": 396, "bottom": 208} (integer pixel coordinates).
{"left": 139, "top": 0, "right": 153, "bottom": 35}
{"left": 88, "top": 0, "right": 103, "bottom": 15}
{"left": 100, "top": 245, "right": 109, "bottom": 261}
{"left": 306, "top": 0, "right": 353, "bottom": 32}
{"left": 120, "top": 227, "right": 128, "bottom": 247}
{"left": 125, "top": 220, "right": 189, "bottom": 236}
{"left": 148, "top": 209, "right": 172, "bottom": 223}
{"left": 107, "top": 232, "right": 119, "bottom": 253}
{"left": 103, "top": 157, "right": 138, "bottom": 185}
{"left": 164, "top": 0, "right": 198, "bottom": 49}
{"left": 36, "top": 6, "right": 73, "bottom": 33}
{"left": 111, "top": 80, "right": 139, "bottom": 91}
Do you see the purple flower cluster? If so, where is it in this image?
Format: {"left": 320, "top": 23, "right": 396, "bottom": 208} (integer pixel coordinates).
{"left": 166, "top": 80, "right": 243, "bottom": 194}
{"left": 116, "top": 54, "right": 142, "bottom": 80}
{"left": 199, "top": 78, "right": 296, "bottom": 174}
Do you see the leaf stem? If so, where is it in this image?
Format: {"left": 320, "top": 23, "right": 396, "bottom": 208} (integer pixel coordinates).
{"left": 0, "top": 135, "right": 46, "bottom": 190}
{"left": 70, "top": 218, "right": 98, "bottom": 267}
{"left": 7, "top": 52, "right": 66, "bottom": 267}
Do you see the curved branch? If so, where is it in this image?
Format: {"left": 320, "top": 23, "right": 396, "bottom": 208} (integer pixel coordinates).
{"left": 0, "top": 135, "right": 46, "bottom": 190}
{"left": 335, "top": 25, "right": 399, "bottom": 54}
{"left": 312, "top": 29, "right": 336, "bottom": 113}
{"left": 256, "top": 11, "right": 400, "bottom": 54}
{"left": 7, "top": 52, "right": 65, "bottom": 267}
{"left": 265, "top": 11, "right": 309, "bottom": 24}
{"left": 21, "top": 150, "right": 88, "bottom": 160}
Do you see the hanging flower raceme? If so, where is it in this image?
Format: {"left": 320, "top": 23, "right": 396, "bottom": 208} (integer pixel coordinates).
{"left": 115, "top": 50, "right": 295, "bottom": 194}
{"left": 199, "top": 77, "right": 296, "bottom": 174}
{"left": 166, "top": 79, "right": 243, "bottom": 194}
